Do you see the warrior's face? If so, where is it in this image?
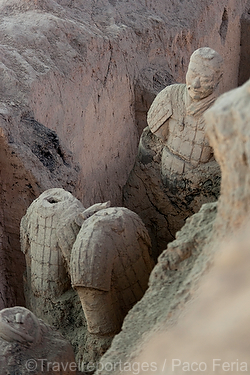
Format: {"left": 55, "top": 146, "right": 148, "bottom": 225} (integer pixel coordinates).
{"left": 186, "top": 59, "right": 217, "bottom": 101}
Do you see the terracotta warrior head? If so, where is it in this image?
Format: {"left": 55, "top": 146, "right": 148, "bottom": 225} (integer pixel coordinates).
{"left": 186, "top": 47, "right": 223, "bottom": 101}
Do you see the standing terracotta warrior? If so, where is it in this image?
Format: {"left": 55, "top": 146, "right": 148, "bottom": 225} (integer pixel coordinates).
{"left": 147, "top": 47, "right": 223, "bottom": 178}
{"left": 123, "top": 47, "right": 223, "bottom": 260}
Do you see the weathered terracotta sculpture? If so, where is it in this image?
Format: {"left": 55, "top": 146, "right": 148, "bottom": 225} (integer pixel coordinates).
{"left": 71, "top": 207, "right": 153, "bottom": 334}
{"left": 21, "top": 188, "right": 84, "bottom": 300}
{"left": 20, "top": 188, "right": 109, "bottom": 300}
{"left": 147, "top": 47, "right": 223, "bottom": 178}
{"left": 123, "top": 47, "right": 223, "bottom": 260}
{"left": 20, "top": 188, "right": 153, "bottom": 340}
{"left": 0, "top": 306, "right": 76, "bottom": 374}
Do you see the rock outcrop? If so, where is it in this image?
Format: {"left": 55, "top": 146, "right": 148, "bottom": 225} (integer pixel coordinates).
{"left": 135, "top": 228, "right": 250, "bottom": 374}
{"left": 205, "top": 77, "right": 250, "bottom": 233}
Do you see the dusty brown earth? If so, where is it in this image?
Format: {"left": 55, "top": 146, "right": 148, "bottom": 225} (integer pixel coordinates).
{"left": 135, "top": 229, "right": 250, "bottom": 375}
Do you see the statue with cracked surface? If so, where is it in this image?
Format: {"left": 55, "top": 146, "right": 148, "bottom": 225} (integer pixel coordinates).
{"left": 123, "top": 47, "right": 223, "bottom": 260}
{"left": 20, "top": 188, "right": 109, "bottom": 301}
{"left": 147, "top": 47, "right": 223, "bottom": 178}
{"left": 20, "top": 188, "right": 153, "bottom": 339}
{"left": 71, "top": 206, "right": 153, "bottom": 335}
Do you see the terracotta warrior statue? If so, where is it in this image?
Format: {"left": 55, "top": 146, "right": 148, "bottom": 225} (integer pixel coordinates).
{"left": 147, "top": 47, "right": 223, "bottom": 177}
{"left": 20, "top": 188, "right": 109, "bottom": 300}
{"left": 123, "top": 47, "right": 223, "bottom": 260}
{"left": 20, "top": 188, "right": 153, "bottom": 336}
{"left": 70, "top": 206, "right": 153, "bottom": 334}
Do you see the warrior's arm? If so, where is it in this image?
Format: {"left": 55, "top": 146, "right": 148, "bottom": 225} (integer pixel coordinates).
{"left": 147, "top": 85, "right": 174, "bottom": 142}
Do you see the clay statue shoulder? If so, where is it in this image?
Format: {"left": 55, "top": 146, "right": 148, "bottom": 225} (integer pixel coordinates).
{"left": 147, "top": 83, "right": 186, "bottom": 134}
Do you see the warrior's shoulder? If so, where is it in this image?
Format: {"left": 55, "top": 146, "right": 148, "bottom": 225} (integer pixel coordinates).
{"left": 147, "top": 84, "right": 186, "bottom": 133}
